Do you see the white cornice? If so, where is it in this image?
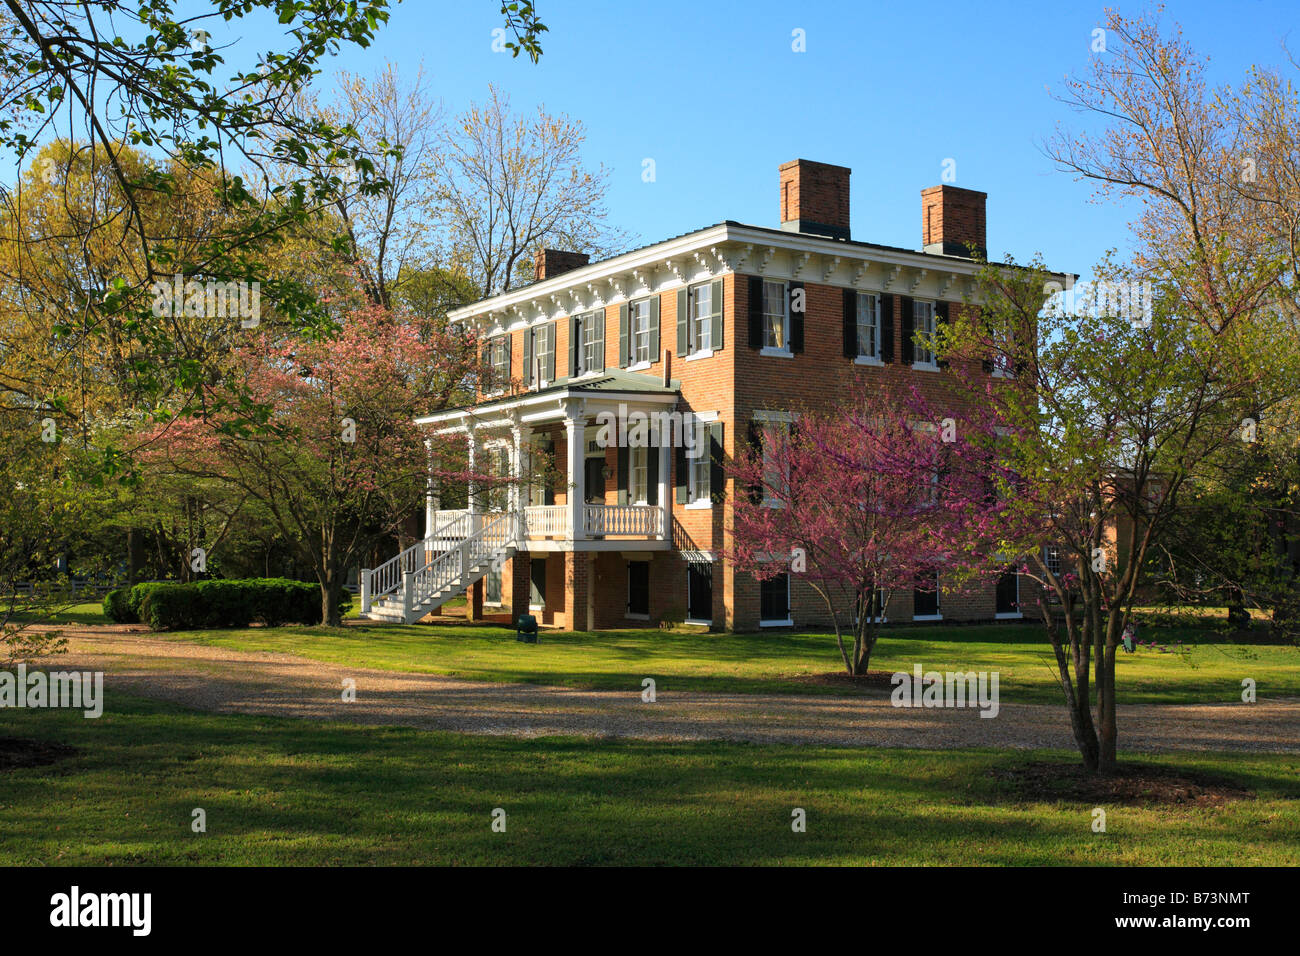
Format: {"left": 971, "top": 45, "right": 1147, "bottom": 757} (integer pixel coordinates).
{"left": 448, "top": 223, "right": 1069, "bottom": 328}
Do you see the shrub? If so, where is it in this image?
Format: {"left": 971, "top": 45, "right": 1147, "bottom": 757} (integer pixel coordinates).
{"left": 139, "top": 583, "right": 197, "bottom": 631}
{"left": 102, "top": 587, "right": 137, "bottom": 624}
{"left": 128, "top": 582, "right": 169, "bottom": 620}
{"left": 193, "top": 580, "right": 254, "bottom": 628}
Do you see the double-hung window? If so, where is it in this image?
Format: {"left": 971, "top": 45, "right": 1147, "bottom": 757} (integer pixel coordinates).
{"left": 760, "top": 420, "right": 791, "bottom": 505}
{"left": 629, "top": 298, "right": 652, "bottom": 365}
{"left": 913, "top": 300, "right": 937, "bottom": 366}
{"left": 856, "top": 292, "right": 880, "bottom": 360}
{"left": 690, "top": 282, "right": 713, "bottom": 352}
{"left": 629, "top": 446, "right": 649, "bottom": 504}
{"left": 762, "top": 280, "right": 788, "bottom": 350}
{"left": 688, "top": 443, "right": 711, "bottom": 503}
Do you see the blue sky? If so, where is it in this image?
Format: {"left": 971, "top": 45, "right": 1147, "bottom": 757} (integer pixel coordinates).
{"left": 316, "top": 0, "right": 1300, "bottom": 279}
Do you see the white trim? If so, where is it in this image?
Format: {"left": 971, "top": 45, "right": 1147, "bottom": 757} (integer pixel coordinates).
{"left": 760, "top": 617, "right": 794, "bottom": 627}
{"left": 684, "top": 349, "right": 715, "bottom": 362}
{"left": 911, "top": 362, "right": 941, "bottom": 373}
{"left": 760, "top": 346, "right": 794, "bottom": 358}
{"left": 912, "top": 614, "right": 943, "bottom": 622}
{"left": 683, "top": 618, "right": 712, "bottom": 627}
{"left": 684, "top": 500, "right": 712, "bottom": 510}
{"left": 626, "top": 360, "right": 651, "bottom": 372}
{"left": 994, "top": 612, "right": 1023, "bottom": 620}
{"left": 624, "top": 613, "right": 650, "bottom": 621}
{"left": 853, "top": 355, "right": 885, "bottom": 367}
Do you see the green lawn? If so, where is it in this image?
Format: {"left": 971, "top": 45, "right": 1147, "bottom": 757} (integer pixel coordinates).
{"left": 3, "top": 693, "right": 1296, "bottom": 866}
{"left": 157, "top": 618, "right": 1300, "bottom": 705}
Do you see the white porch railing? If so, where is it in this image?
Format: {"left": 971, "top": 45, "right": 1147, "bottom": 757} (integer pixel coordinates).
{"left": 365, "top": 511, "right": 476, "bottom": 612}
{"left": 406, "top": 511, "right": 519, "bottom": 614}
{"left": 522, "top": 504, "right": 569, "bottom": 537}
{"left": 584, "top": 503, "right": 663, "bottom": 537}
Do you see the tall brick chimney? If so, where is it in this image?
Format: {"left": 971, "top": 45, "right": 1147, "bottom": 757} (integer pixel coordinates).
{"left": 534, "top": 248, "right": 590, "bottom": 281}
{"left": 779, "top": 159, "right": 851, "bottom": 241}
{"left": 921, "top": 185, "right": 987, "bottom": 259}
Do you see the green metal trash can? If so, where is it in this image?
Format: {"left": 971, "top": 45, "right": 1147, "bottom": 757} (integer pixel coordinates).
{"left": 516, "top": 614, "right": 538, "bottom": 643}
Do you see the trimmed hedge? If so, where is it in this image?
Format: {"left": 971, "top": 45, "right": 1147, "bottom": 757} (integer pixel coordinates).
{"left": 121, "top": 578, "right": 352, "bottom": 631}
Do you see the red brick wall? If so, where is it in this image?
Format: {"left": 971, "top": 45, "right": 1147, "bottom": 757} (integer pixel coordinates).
{"left": 921, "top": 185, "right": 987, "bottom": 258}
{"left": 779, "top": 159, "right": 851, "bottom": 237}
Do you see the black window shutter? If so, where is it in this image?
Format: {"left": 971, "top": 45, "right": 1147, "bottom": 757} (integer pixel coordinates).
{"left": 880, "top": 295, "right": 894, "bottom": 363}
{"left": 593, "top": 308, "right": 605, "bottom": 373}
{"left": 649, "top": 296, "right": 661, "bottom": 360}
{"left": 676, "top": 288, "right": 689, "bottom": 356}
{"left": 935, "top": 301, "right": 950, "bottom": 370}
{"left": 569, "top": 315, "right": 581, "bottom": 376}
{"left": 748, "top": 276, "right": 764, "bottom": 350}
{"left": 709, "top": 421, "right": 724, "bottom": 502}
{"left": 647, "top": 445, "right": 659, "bottom": 506}
{"left": 618, "top": 303, "right": 629, "bottom": 368}
{"left": 674, "top": 441, "right": 688, "bottom": 504}
{"left": 842, "top": 288, "right": 856, "bottom": 357}
{"left": 616, "top": 444, "right": 629, "bottom": 505}
{"left": 747, "top": 420, "right": 763, "bottom": 504}
{"left": 545, "top": 322, "right": 556, "bottom": 381}
{"left": 523, "top": 329, "right": 534, "bottom": 386}
{"left": 901, "top": 297, "right": 915, "bottom": 366}
{"left": 788, "top": 281, "right": 804, "bottom": 353}
{"left": 504, "top": 334, "right": 512, "bottom": 379}
{"left": 710, "top": 278, "right": 723, "bottom": 350}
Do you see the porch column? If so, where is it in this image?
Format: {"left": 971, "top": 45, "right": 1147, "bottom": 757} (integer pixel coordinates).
{"left": 565, "top": 412, "right": 587, "bottom": 541}
{"left": 509, "top": 417, "right": 529, "bottom": 515}
{"left": 424, "top": 438, "right": 439, "bottom": 538}
{"left": 466, "top": 423, "right": 479, "bottom": 514}
{"left": 657, "top": 431, "right": 672, "bottom": 540}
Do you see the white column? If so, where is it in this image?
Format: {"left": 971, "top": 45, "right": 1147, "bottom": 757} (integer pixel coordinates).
{"left": 424, "top": 438, "right": 438, "bottom": 538}
{"left": 466, "top": 424, "right": 479, "bottom": 514}
{"left": 657, "top": 433, "right": 672, "bottom": 539}
{"left": 565, "top": 413, "right": 586, "bottom": 540}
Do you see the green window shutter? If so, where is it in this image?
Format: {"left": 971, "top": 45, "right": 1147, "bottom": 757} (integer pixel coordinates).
{"left": 676, "top": 288, "right": 689, "bottom": 356}
{"left": 504, "top": 334, "right": 512, "bottom": 379}
{"left": 708, "top": 421, "right": 724, "bottom": 502}
{"left": 710, "top": 278, "right": 723, "bottom": 350}
{"left": 523, "top": 328, "right": 534, "bottom": 386}
{"left": 880, "top": 295, "right": 895, "bottom": 363}
{"left": 674, "top": 441, "right": 688, "bottom": 504}
{"left": 617, "top": 445, "right": 629, "bottom": 505}
{"left": 593, "top": 308, "right": 605, "bottom": 373}
{"left": 649, "top": 296, "right": 660, "bottom": 361}
{"left": 935, "top": 301, "right": 950, "bottom": 369}
{"left": 618, "top": 303, "right": 629, "bottom": 368}
{"left": 748, "top": 275, "right": 764, "bottom": 349}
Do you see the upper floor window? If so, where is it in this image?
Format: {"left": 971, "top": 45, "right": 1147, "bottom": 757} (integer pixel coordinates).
{"left": 571, "top": 310, "right": 604, "bottom": 377}
{"left": 691, "top": 282, "right": 714, "bottom": 352}
{"left": 629, "top": 298, "right": 652, "bottom": 365}
{"left": 856, "top": 292, "right": 880, "bottom": 359}
{"left": 762, "top": 280, "right": 788, "bottom": 350}
{"left": 913, "top": 300, "right": 937, "bottom": 366}
{"left": 488, "top": 335, "right": 510, "bottom": 386}
{"left": 629, "top": 445, "right": 649, "bottom": 504}
{"left": 757, "top": 419, "right": 791, "bottom": 505}
{"left": 525, "top": 322, "right": 556, "bottom": 387}
{"left": 688, "top": 442, "right": 711, "bottom": 503}
{"left": 1043, "top": 546, "right": 1062, "bottom": 577}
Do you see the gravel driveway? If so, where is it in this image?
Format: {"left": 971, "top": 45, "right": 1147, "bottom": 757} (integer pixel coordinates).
{"left": 46, "top": 627, "right": 1300, "bottom": 753}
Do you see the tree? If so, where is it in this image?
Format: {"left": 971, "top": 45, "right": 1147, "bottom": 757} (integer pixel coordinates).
{"left": 726, "top": 388, "right": 999, "bottom": 676}
{"left": 0, "top": 1, "right": 546, "bottom": 415}
{"left": 434, "top": 85, "right": 626, "bottom": 296}
{"left": 143, "top": 302, "right": 481, "bottom": 625}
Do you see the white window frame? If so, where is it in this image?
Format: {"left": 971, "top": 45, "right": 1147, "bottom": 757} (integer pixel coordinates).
{"left": 994, "top": 568, "right": 1022, "bottom": 620}
{"left": 913, "top": 567, "right": 942, "bottom": 621}
{"left": 759, "top": 571, "right": 793, "bottom": 627}
{"left": 629, "top": 297, "right": 652, "bottom": 366}
{"left": 685, "top": 557, "right": 713, "bottom": 626}
{"left": 991, "top": 327, "right": 1015, "bottom": 378}
{"left": 532, "top": 323, "right": 554, "bottom": 387}
{"left": 913, "top": 299, "right": 938, "bottom": 368}
{"left": 1043, "top": 546, "right": 1063, "bottom": 577}
{"left": 689, "top": 282, "right": 713, "bottom": 355}
{"left": 761, "top": 279, "right": 790, "bottom": 355}
{"left": 629, "top": 445, "right": 649, "bottom": 505}
{"left": 754, "top": 411, "right": 793, "bottom": 508}
{"left": 855, "top": 292, "right": 881, "bottom": 363}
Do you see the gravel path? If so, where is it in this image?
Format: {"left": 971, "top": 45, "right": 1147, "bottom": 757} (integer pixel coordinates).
{"left": 47, "top": 627, "right": 1300, "bottom": 753}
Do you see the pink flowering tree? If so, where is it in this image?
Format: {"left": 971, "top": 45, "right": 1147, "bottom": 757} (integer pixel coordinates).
{"left": 726, "top": 386, "right": 1005, "bottom": 676}
{"left": 144, "top": 302, "right": 484, "bottom": 625}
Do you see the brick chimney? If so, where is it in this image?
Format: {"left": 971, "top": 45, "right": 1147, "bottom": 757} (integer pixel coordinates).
{"left": 779, "top": 159, "right": 851, "bottom": 241}
{"left": 921, "top": 185, "right": 987, "bottom": 259}
{"left": 534, "top": 248, "right": 590, "bottom": 281}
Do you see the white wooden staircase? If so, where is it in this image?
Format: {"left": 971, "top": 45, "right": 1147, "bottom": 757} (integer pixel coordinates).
{"left": 360, "top": 511, "right": 519, "bottom": 624}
